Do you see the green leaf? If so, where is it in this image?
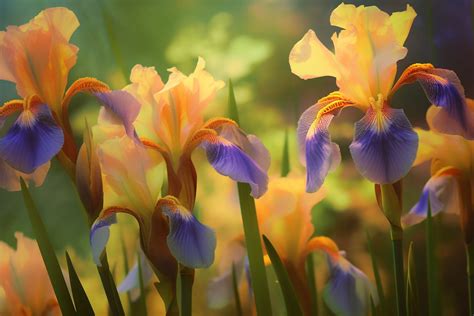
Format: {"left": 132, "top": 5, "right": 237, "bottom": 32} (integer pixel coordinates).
{"left": 228, "top": 80, "right": 272, "bottom": 315}
{"left": 406, "top": 242, "right": 419, "bottom": 316}
{"left": 263, "top": 235, "right": 303, "bottom": 316}
{"left": 366, "top": 230, "right": 385, "bottom": 314}
{"left": 281, "top": 129, "right": 290, "bottom": 177}
{"left": 20, "top": 178, "right": 77, "bottom": 315}
{"left": 66, "top": 252, "right": 94, "bottom": 315}
{"left": 97, "top": 253, "right": 125, "bottom": 315}
{"left": 232, "top": 263, "right": 243, "bottom": 316}
{"left": 305, "top": 254, "right": 318, "bottom": 316}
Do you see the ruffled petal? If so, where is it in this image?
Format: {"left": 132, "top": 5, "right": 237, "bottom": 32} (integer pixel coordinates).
{"left": 402, "top": 170, "right": 460, "bottom": 227}
{"left": 299, "top": 107, "right": 341, "bottom": 192}
{"left": 158, "top": 197, "right": 216, "bottom": 268}
{"left": 289, "top": 29, "right": 340, "bottom": 80}
{"left": 323, "top": 254, "right": 376, "bottom": 316}
{"left": 389, "top": 5, "right": 417, "bottom": 46}
{"left": 0, "top": 105, "right": 63, "bottom": 173}
{"left": 0, "top": 159, "right": 49, "bottom": 191}
{"left": 201, "top": 133, "right": 268, "bottom": 198}
{"left": 349, "top": 107, "right": 418, "bottom": 184}
{"left": 90, "top": 214, "right": 117, "bottom": 265}
{"left": 95, "top": 90, "right": 141, "bottom": 139}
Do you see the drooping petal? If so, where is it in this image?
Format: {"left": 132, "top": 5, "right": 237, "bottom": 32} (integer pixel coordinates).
{"left": 201, "top": 134, "right": 269, "bottom": 198}
{"left": 0, "top": 105, "right": 63, "bottom": 173}
{"left": 289, "top": 29, "right": 340, "bottom": 80}
{"left": 158, "top": 197, "right": 217, "bottom": 268}
{"left": 90, "top": 214, "right": 117, "bottom": 265}
{"left": 95, "top": 90, "right": 141, "bottom": 139}
{"left": 117, "top": 250, "right": 154, "bottom": 301}
{"left": 299, "top": 107, "right": 341, "bottom": 192}
{"left": 349, "top": 107, "right": 418, "bottom": 184}
{"left": 402, "top": 170, "right": 461, "bottom": 227}
{"left": 323, "top": 254, "right": 376, "bottom": 316}
{"left": 0, "top": 159, "right": 49, "bottom": 191}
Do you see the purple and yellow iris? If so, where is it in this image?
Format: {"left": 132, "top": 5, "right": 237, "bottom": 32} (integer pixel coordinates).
{"left": 88, "top": 58, "right": 269, "bottom": 299}
{"left": 208, "top": 174, "right": 375, "bottom": 315}
{"left": 403, "top": 99, "right": 474, "bottom": 243}
{"left": 290, "top": 4, "right": 472, "bottom": 192}
{"left": 0, "top": 8, "right": 110, "bottom": 191}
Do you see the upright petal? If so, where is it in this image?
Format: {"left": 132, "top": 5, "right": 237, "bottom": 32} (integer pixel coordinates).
{"left": 0, "top": 105, "right": 63, "bottom": 173}
{"left": 0, "top": 8, "right": 79, "bottom": 108}
{"left": 402, "top": 169, "right": 461, "bottom": 227}
{"left": 323, "top": 254, "right": 375, "bottom": 316}
{"left": 349, "top": 107, "right": 418, "bottom": 184}
{"left": 298, "top": 105, "right": 341, "bottom": 192}
{"left": 289, "top": 30, "right": 340, "bottom": 80}
{"left": 158, "top": 197, "right": 217, "bottom": 268}
{"left": 390, "top": 5, "right": 417, "bottom": 46}
{"left": 201, "top": 132, "right": 269, "bottom": 198}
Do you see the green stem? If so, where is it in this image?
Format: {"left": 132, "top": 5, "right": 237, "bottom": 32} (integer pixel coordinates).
{"left": 467, "top": 242, "right": 474, "bottom": 315}
{"left": 305, "top": 254, "right": 318, "bottom": 316}
{"left": 390, "top": 225, "right": 406, "bottom": 316}
{"left": 426, "top": 204, "right": 439, "bottom": 316}
{"left": 179, "top": 266, "right": 194, "bottom": 316}
{"left": 232, "top": 264, "right": 243, "bottom": 316}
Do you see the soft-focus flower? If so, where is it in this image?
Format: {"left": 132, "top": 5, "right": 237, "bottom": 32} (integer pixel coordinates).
{"left": 403, "top": 100, "right": 474, "bottom": 243}
{"left": 290, "top": 3, "right": 472, "bottom": 192}
{"left": 209, "top": 173, "right": 375, "bottom": 315}
{"left": 0, "top": 7, "right": 110, "bottom": 190}
{"left": 88, "top": 58, "right": 269, "bottom": 310}
{"left": 0, "top": 232, "right": 60, "bottom": 315}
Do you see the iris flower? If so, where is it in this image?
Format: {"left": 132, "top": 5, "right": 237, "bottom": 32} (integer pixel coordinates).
{"left": 289, "top": 3, "right": 472, "bottom": 192}
{"left": 0, "top": 7, "right": 109, "bottom": 190}
{"left": 0, "top": 233, "right": 60, "bottom": 315}
{"left": 402, "top": 100, "right": 474, "bottom": 243}
{"left": 89, "top": 58, "right": 269, "bottom": 304}
{"left": 209, "top": 173, "right": 375, "bottom": 316}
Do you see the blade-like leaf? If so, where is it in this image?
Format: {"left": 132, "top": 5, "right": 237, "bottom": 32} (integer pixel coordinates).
{"left": 366, "top": 230, "right": 385, "bottom": 314}
{"left": 406, "top": 242, "right": 419, "bottom": 316}
{"left": 228, "top": 80, "right": 272, "bottom": 315}
{"left": 426, "top": 203, "right": 440, "bottom": 316}
{"left": 97, "top": 253, "right": 125, "bottom": 315}
{"left": 305, "top": 254, "right": 318, "bottom": 316}
{"left": 263, "top": 235, "right": 303, "bottom": 315}
{"left": 281, "top": 129, "right": 290, "bottom": 177}
{"left": 232, "top": 263, "right": 243, "bottom": 316}
{"left": 20, "top": 178, "right": 76, "bottom": 315}
{"left": 66, "top": 252, "right": 94, "bottom": 315}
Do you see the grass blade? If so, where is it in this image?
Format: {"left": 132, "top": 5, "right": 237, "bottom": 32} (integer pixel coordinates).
{"left": 66, "top": 251, "right": 94, "bottom": 315}
{"left": 20, "top": 178, "right": 76, "bottom": 315}
{"left": 281, "top": 129, "right": 290, "bottom": 177}
{"left": 406, "top": 242, "right": 419, "bottom": 316}
{"left": 263, "top": 235, "right": 303, "bottom": 315}
{"left": 228, "top": 80, "right": 272, "bottom": 315}
{"left": 305, "top": 254, "right": 318, "bottom": 316}
{"left": 366, "top": 230, "right": 385, "bottom": 314}
{"left": 232, "top": 263, "right": 243, "bottom": 316}
{"left": 98, "top": 253, "right": 125, "bottom": 315}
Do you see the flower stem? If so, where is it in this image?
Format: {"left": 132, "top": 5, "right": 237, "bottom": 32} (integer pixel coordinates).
{"left": 390, "top": 224, "right": 406, "bottom": 316}
{"left": 466, "top": 242, "right": 474, "bottom": 315}
{"left": 426, "top": 203, "right": 440, "bottom": 316}
{"left": 179, "top": 265, "right": 194, "bottom": 316}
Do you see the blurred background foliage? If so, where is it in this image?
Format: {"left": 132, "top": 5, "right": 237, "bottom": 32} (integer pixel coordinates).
{"left": 1, "top": 0, "right": 474, "bottom": 314}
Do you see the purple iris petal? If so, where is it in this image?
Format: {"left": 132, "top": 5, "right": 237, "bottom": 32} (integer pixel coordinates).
{"left": 163, "top": 208, "right": 216, "bottom": 268}
{"left": 402, "top": 174, "right": 459, "bottom": 227}
{"left": 90, "top": 214, "right": 117, "bottom": 265}
{"left": 118, "top": 250, "right": 154, "bottom": 300}
{"left": 418, "top": 69, "right": 474, "bottom": 139}
{"left": 349, "top": 108, "right": 418, "bottom": 184}
{"left": 300, "top": 111, "right": 341, "bottom": 193}
{"left": 0, "top": 105, "right": 64, "bottom": 173}
{"left": 95, "top": 90, "right": 141, "bottom": 139}
{"left": 202, "top": 138, "right": 268, "bottom": 198}
{"left": 323, "top": 254, "right": 375, "bottom": 316}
